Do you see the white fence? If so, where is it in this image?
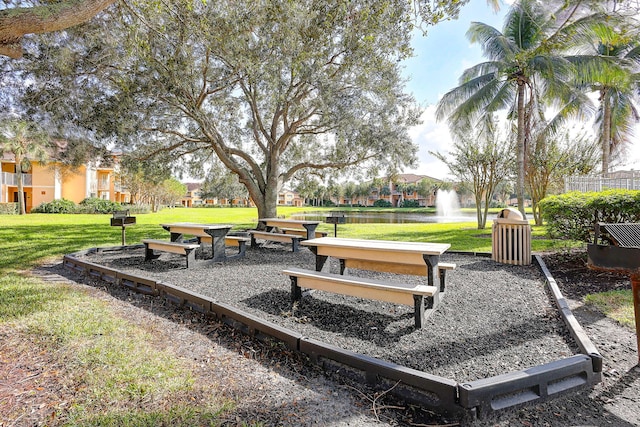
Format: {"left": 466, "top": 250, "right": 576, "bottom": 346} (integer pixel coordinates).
{"left": 565, "top": 172, "right": 640, "bottom": 192}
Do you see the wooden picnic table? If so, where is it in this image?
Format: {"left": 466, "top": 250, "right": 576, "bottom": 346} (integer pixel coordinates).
{"left": 300, "top": 237, "right": 451, "bottom": 288}
{"left": 258, "top": 218, "right": 321, "bottom": 240}
{"left": 161, "top": 223, "right": 233, "bottom": 262}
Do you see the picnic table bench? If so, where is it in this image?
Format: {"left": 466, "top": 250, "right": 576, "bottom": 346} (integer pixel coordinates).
{"left": 249, "top": 218, "right": 321, "bottom": 252}
{"left": 161, "top": 223, "right": 234, "bottom": 261}
{"left": 300, "top": 237, "right": 454, "bottom": 291}
{"left": 284, "top": 267, "right": 438, "bottom": 328}
{"left": 143, "top": 239, "right": 200, "bottom": 268}
{"left": 198, "top": 234, "right": 250, "bottom": 258}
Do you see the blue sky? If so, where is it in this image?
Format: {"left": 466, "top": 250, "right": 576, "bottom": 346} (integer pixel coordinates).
{"left": 401, "top": 0, "right": 640, "bottom": 179}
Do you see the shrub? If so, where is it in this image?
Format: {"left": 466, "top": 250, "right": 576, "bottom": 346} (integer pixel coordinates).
{"left": 32, "top": 199, "right": 77, "bottom": 214}
{"left": 79, "top": 198, "right": 122, "bottom": 214}
{"left": 539, "top": 190, "right": 640, "bottom": 241}
{"left": 400, "top": 200, "right": 420, "bottom": 208}
{"left": 373, "top": 199, "right": 392, "bottom": 207}
{"left": 0, "top": 203, "right": 18, "bottom": 214}
{"left": 125, "top": 204, "right": 152, "bottom": 214}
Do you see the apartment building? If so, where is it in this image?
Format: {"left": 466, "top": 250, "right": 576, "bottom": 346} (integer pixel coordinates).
{"left": 0, "top": 152, "right": 129, "bottom": 212}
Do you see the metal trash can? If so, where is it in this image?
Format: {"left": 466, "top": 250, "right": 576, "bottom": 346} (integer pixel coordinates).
{"left": 492, "top": 208, "right": 531, "bottom": 265}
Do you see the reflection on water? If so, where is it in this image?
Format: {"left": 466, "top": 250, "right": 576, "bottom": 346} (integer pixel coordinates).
{"left": 290, "top": 211, "right": 481, "bottom": 224}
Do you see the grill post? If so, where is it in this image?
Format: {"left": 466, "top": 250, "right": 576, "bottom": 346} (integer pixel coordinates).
{"left": 632, "top": 274, "right": 640, "bottom": 364}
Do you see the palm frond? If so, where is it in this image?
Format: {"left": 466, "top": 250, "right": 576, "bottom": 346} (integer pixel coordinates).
{"left": 448, "top": 78, "right": 511, "bottom": 126}
{"left": 467, "top": 22, "right": 517, "bottom": 61}
{"left": 458, "top": 60, "right": 502, "bottom": 83}
{"left": 436, "top": 72, "right": 503, "bottom": 121}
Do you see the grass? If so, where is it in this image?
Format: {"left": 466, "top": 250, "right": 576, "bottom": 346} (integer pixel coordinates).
{"left": 0, "top": 206, "right": 574, "bottom": 272}
{"left": 585, "top": 290, "right": 637, "bottom": 328}
{"left": 0, "top": 206, "right": 629, "bottom": 424}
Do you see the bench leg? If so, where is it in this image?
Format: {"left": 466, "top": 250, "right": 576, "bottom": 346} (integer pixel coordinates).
{"left": 439, "top": 268, "right": 446, "bottom": 293}
{"left": 414, "top": 295, "right": 425, "bottom": 329}
{"left": 144, "top": 244, "right": 161, "bottom": 261}
{"left": 185, "top": 248, "right": 196, "bottom": 268}
{"left": 413, "top": 294, "right": 435, "bottom": 329}
{"left": 316, "top": 255, "right": 328, "bottom": 272}
{"left": 290, "top": 276, "right": 302, "bottom": 302}
{"left": 309, "top": 247, "right": 328, "bottom": 272}
{"left": 237, "top": 240, "right": 247, "bottom": 257}
{"left": 291, "top": 238, "right": 300, "bottom": 252}
{"left": 423, "top": 254, "right": 440, "bottom": 288}
{"left": 250, "top": 234, "right": 258, "bottom": 248}
{"left": 339, "top": 259, "right": 346, "bottom": 275}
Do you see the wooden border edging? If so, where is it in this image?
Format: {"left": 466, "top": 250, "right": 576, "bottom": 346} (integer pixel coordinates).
{"left": 62, "top": 249, "right": 602, "bottom": 422}
{"left": 534, "top": 254, "right": 603, "bottom": 373}
{"left": 299, "top": 337, "right": 463, "bottom": 418}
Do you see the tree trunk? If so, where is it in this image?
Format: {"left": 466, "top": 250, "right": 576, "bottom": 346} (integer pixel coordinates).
{"left": 516, "top": 82, "right": 527, "bottom": 219}
{"left": 602, "top": 89, "right": 611, "bottom": 176}
{"left": 15, "top": 155, "right": 26, "bottom": 215}
{"left": 475, "top": 191, "right": 486, "bottom": 229}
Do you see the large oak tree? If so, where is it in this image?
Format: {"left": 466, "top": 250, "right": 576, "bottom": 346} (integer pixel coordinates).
{"left": 19, "top": 0, "right": 433, "bottom": 218}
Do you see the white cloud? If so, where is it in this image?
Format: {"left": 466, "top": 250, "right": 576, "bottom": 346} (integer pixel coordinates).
{"left": 405, "top": 105, "right": 455, "bottom": 180}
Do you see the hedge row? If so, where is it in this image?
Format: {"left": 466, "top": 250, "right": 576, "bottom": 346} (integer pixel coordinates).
{"left": 31, "top": 198, "right": 150, "bottom": 214}
{"left": 539, "top": 190, "right": 640, "bottom": 241}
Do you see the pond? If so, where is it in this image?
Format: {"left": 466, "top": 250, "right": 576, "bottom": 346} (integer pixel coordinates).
{"left": 289, "top": 210, "right": 485, "bottom": 224}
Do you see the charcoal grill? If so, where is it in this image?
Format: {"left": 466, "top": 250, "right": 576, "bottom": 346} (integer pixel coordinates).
{"left": 110, "top": 209, "right": 136, "bottom": 245}
{"left": 325, "top": 211, "right": 346, "bottom": 237}
{"left": 587, "top": 222, "right": 640, "bottom": 362}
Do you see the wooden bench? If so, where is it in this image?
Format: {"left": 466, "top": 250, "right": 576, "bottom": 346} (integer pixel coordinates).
{"left": 281, "top": 228, "right": 328, "bottom": 238}
{"left": 258, "top": 218, "right": 321, "bottom": 240}
{"left": 142, "top": 239, "right": 200, "bottom": 268}
{"left": 249, "top": 230, "right": 304, "bottom": 252}
{"left": 283, "top": 267, "right": 438, "bottom": 328}
{"left": 197, "top": 234, "right": 250, "bottom": 257}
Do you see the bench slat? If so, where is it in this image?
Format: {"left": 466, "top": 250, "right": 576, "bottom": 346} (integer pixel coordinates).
{"left": 142, "top": 239, "right": 199, "bottom": 255}
{"left": 284, "top": 268, "right": 438, "bottom": 328}
{"left": 250, "top": 230, "right": 303, "bottom": 251}
{"left": 224, "top": 236, "right": 250, "bottom": 247}
{"left": 281, "top": 228, "right": 328, "bottom": 238}
{"left": 283, "top": 268, "right": 436, "bottom": 307}
{"left": 251, "top": 231, "right": 300, "bottom": 243}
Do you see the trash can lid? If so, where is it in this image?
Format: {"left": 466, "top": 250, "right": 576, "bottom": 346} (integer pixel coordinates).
{"left": 498, "top": 208, "right": 524, "bottom": 220}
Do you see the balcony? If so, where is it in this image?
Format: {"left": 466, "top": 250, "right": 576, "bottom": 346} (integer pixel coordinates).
{"left": 1, "top": 172, "right": 32, "bottom": 186}
{"left": 98, "top": 179, "right": 110, "bottom": 191}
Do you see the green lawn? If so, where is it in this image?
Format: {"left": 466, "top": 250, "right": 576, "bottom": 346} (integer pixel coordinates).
{"left": 0, "top": 206, "right": 573, "bottom": 272}
{"left": 0, "top": 206, "right": 625, "bottom": 425}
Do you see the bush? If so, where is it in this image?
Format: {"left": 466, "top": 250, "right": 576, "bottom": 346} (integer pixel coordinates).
{"left": 78, "top": 198, "right": 122, "bottom": 214}
{"left": 400, "top": 200, "right": 420, "bottom": 208}
{"left": 0, "top": 203, "right": 18, "bottom": 214}
{"left": 125, "top": 204, "right": 152, "bottom": 214}
{"left": 32, "top": 199, "right": 77, "bottom": 213}
{"left": 539, "top": 190, "right": 640, "bottom": 241}
{"left": 373, "top": 199, "right": 392, "bottom": 207}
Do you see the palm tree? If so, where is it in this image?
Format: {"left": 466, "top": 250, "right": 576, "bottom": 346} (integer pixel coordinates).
{"left": 572, "top": 22, "right": 640, "bottom": 174}
{"left": 0, "top": 119, "right": 51, "bottom": 214}
{"left": 436, "top": 0, "right": 594, "bottom": 218}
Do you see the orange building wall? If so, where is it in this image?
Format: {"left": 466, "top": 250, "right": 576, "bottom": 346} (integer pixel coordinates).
{"left": 61, "top": 166, "right": 88, "bottom": 203}
{"left": 30, "top": 163, "right": 56, "bottom": 208}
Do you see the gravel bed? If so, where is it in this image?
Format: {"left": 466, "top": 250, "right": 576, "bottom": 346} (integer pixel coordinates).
{"left": 80, "top": 243, "right": 579, "bottom": 383}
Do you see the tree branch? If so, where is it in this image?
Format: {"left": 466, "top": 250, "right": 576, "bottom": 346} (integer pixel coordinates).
{"left": 0, "top": 0, "right": 116, "bottom": 59}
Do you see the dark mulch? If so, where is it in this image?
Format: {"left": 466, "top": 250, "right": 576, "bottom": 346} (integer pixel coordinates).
{"left": 2, "top": 248, "right": 638, "bottom": 427}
